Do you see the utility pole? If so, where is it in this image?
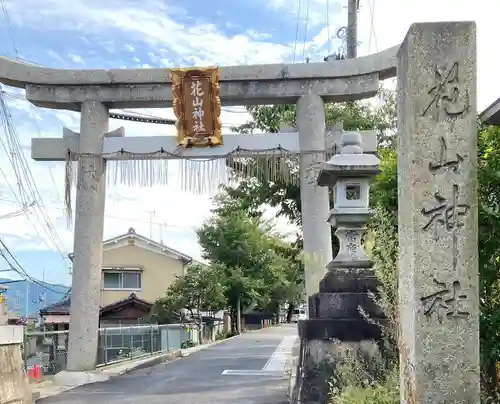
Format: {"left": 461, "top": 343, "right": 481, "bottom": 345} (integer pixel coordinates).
{"left": 15, "top": 290, "right": 20, "bottom": 314}
{"left": 346, "top": 0, "right": 359, "bottom": 59}
{"left": 24, "top": 279, "right": 29, "bottom": 318}
{"left": 40, "top": 268, "right": 46, "bottom": 307}
{"left": 160, "top": 221, "right": 167, "bottom": 245}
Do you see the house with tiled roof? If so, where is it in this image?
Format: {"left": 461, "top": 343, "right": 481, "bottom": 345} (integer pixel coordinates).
{"left": 40, "top": 227, "right": 196, "bottom": 328}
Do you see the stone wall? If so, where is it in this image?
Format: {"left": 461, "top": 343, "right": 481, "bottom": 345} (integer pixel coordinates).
{"left": 0, "top": 326, "right": 33, "bottom": 404}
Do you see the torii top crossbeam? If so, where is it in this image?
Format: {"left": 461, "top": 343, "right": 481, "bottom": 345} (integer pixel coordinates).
{"left": 0, "top": 47, "right": 398, "bottom": 110}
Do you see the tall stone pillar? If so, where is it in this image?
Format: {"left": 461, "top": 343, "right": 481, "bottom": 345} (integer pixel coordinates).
{"left": 297, "top": 93, "right": 333, "bottom": 300}
{"left": 397, "top": 22, "right": 479, "bottom": 402}
{"left": 66, "top": 100, "right": 108, "bottom": 372}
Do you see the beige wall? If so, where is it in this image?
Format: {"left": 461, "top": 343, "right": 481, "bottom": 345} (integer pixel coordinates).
{"left": 100, "top": 245, "right": 186, "bottom": 307}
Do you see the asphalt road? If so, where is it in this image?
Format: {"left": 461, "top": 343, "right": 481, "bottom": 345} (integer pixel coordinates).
{"left": 38, "top": 324, "right": 298, "bottom": 404}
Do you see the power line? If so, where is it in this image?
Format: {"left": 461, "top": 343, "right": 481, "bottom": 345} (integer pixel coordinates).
{"left": 301, "top": 0, "right": 311, "bottom": 61}
{"left": 0, "top": 4, "right": 70, "bottom": 266}
{"left": 292, "top": 0, "right": 302, "bottom": 63}
{"left": 0, "top": 197, "right": 199, "bottom": 231}
{"left": 0, "top": 237, "right": 67, "bottom": 294}
{"left": 29, "top": 101, "right": 64, "bottom": 204}
{"left": 0, "top": 92, "right": 70, "bottom": 261}
{"left": 0, "top": 0, "right": 18, "bottom": 56}
{"left": 326, "top": 0, "right": 331, "bottom": 55}
{"left": 367, "top": 0, "right": 379, "bottom": 53}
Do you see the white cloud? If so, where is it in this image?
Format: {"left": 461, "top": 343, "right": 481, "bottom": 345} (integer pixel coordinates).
{"left": 4, "top": 0, "right": 294, "bottom": 65}
{"left": 68, "top": 54, "right": 85, "bottom": 64}
{"left": 46, "top": 49, "right": 65, "bottom": 64}
{"left": 268, "top": 0, "right": 344, "bottom": 30}
{"left": 356, "top": 0, "right": 499, "bottom": 110}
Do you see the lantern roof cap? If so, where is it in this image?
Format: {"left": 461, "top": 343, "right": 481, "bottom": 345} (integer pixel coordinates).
{"left": 317, "top": 131, "right": 380, "bottom": 186}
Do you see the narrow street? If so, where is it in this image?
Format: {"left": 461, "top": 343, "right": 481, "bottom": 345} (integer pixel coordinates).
{"left": 38, "top": 324, "right": 297, "bottom": 404}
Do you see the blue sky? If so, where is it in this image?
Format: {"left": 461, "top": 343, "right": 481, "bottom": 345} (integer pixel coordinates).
{"left": 0, "top": 0, "right": 499, "bottom": 289}
{"left": 0, "top": 0, "right": 349, "bottom": 288}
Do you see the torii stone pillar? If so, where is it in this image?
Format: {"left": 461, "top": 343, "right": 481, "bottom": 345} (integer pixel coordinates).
{"left": 66, "top": 100, "right": 109, "bottom": 372}
{"left": 297, "top": 94, "right": 333, "bottom": 299}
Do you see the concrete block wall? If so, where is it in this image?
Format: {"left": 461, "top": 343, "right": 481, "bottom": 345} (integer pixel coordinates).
{"left": 0, "top": 326, "right": 33, "bottom": 404}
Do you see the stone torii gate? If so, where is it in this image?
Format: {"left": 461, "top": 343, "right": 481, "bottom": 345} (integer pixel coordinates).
{"left": 0, "top": 49, "right": 399, "bottom": 373}
{"left": 0, "top": 21, "right": 482, "bottom": 404}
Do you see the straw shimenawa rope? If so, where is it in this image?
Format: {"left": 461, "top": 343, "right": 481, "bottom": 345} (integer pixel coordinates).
{"left": 63, "top": 146, "right": 330, "bottom": 227}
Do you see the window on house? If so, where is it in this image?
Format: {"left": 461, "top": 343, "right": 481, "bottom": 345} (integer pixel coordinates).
{"left": 345, "top": 184, "right": 361, "bottom": 200}
{"left": 103, "top": 271, "right": 141, "bottom": 290}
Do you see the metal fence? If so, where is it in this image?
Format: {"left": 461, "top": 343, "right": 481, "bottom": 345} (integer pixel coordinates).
{"left": 23, "top": 329, "right": 69, "bottom": 376}
{"left": 97, "top": 323, "right": 202, "bottom": 366}
{"left": 23, "top": 323, "right": 203, "bottom": 375}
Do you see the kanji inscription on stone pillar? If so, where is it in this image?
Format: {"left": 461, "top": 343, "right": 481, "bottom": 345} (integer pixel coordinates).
{"left": 397, "top": 21, "right": 479, "bottom": 403}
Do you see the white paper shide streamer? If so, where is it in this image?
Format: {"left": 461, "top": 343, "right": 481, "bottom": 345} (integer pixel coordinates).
{"left": 64, "top": 148, "right": 303, "bottom": 224}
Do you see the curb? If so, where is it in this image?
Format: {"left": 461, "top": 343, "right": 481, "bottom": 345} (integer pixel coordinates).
{"left": 112, "top": 349, "right": 182, "bottom": 376}
{"left": 286, "top": 340, "right": 301, "bottom": 404}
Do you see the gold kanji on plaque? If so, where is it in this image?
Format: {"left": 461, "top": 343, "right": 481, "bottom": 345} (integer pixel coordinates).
{"left": 170, "top": 66, "right": 222, "bottom": 147}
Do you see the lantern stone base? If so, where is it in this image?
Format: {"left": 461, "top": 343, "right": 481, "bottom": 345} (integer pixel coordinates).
{"left": 291, "top": 338, "right": 385, "bottom": 404}
{"left": 319, "top": 268, "right": 378, "bottom": 293}
{"left": 292, "top": 268, "right": 388, "bottom": 404}
{"left": 298, "top": 318, "right": 386, "bottom": 341}
{"left": 308, "top": 292, "right": 385, "bottom": 320}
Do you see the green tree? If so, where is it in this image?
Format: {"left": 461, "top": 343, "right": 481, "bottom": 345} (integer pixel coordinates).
{"left": 226, "top": 90, "right": 397, "bottom": 239}
{"left": 369, "top": 119, "right": 500, "bottom": 396}
{"left": 197, "top": 191, "right": 304, "bottom": 332}
{"left": 197, "top": 199, "right": 270, "bottom": 333}
{"left": 220, "top": 91, "right": 397, "bottom": 322}
{"left": 269, "top": 235, "right": 305, "bottom": 322}
{"left": 153, "top": 264, "right": 226, "bottom": 333}
{"left": 477, "top": 124, "right": 500, "bottom": 392}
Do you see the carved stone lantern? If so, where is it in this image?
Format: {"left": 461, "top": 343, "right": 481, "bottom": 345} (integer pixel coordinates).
{"left": 317, "top": 131, "right": 380, "bottom": 269}
{"left": 296, "top": 130, "right": 386, "bottom": 404}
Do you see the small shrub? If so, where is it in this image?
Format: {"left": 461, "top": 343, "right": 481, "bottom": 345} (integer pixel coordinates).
{"left": 215, "top": 331, "right": 233, "bottom": 341}
{"left": 327, "top": 341, "right": 391, "bottom": 398}
{"left": 181, "top": 340, "right": 196, "bottom": 349}
{"left": 331, "top": 363, "right": 399, "bottom": 404}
